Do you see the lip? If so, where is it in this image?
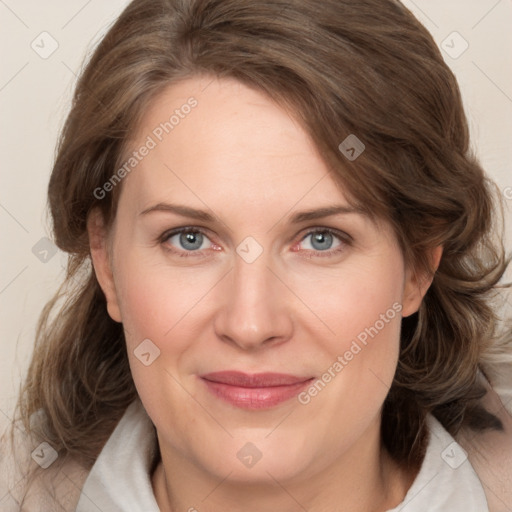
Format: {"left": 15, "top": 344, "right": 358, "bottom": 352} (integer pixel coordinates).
{"left": 200, "top": 371, "right": 314, "bottom": 409}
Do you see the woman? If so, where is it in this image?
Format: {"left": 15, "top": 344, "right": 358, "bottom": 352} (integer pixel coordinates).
{"left": 2, "top": 0, "right": 511, "bottom": 510}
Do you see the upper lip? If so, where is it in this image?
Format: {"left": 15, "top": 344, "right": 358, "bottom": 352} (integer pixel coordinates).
{"left": 200, "top": 371, "right": 313, "bottom": 388}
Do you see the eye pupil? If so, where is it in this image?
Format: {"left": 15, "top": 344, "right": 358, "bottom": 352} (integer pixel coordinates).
{"left": 180, "top": 231, "right": 203, "bottom": 250}
{"left": 311, "top": 232, "right": 333, "bottom": 251}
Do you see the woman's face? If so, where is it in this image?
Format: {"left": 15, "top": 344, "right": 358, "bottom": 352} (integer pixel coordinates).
{"left": 91, "top": 76, "right": 431, "bottom": 485}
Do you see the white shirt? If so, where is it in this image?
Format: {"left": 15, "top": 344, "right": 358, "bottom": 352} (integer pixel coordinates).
{"left": 76, "top": 400, "right": 489, "bottom": 512}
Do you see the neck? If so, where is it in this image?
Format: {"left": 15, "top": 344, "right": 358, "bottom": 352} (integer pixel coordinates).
{"left": 152, "top": 419, "right": 417, "bottom": 512}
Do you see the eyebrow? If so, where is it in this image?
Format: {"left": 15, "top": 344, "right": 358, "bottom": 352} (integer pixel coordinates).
{"left": 288, "top": 205, "right": 365, "bottom": 223}
{"left": 139, "top": 202, "right": 366, "bottom": 224}
{"left": 139, "top": 203, "right": 216, "bottom": 222}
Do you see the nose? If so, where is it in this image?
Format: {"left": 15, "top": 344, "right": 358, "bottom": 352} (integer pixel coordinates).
{"left": 213, "top": 254, "right": 294, "bottom": 351}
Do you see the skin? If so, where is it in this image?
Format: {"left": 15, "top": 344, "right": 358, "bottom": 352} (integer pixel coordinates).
{"left": 88, "top": 75, "right": 442, "bottom": 512}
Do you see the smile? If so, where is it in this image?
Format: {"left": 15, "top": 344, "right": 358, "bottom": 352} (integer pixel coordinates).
{"left": 200, "top": 371, "right": 314, "bottom": 410}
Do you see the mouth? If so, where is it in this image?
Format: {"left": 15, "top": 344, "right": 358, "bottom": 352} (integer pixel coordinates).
{"left": 200, "top": 371, "right": 314, "bottom": 410}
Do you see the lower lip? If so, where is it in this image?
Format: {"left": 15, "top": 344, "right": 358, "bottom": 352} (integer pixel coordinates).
{"left": 201, "top": 378, "right": 313, "bottom": 409}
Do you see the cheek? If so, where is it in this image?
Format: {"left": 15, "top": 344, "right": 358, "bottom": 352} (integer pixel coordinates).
{"left": 294, "top": 284, "right": 402, "bottom": 461}
{"left": 290, "top": 251, "right": 405, "bottom": 353}
{"left": 113, "top": 250, "right": 213, "bottom": 345}
{"left": 313, "top": 293, "right": 402, "bottom": 405}
{"left": 335, "top": 279, "right": 403, "bottom": 372}
{"left": 112, "top": 259, "right": 205, "bottom": 418}
{"left": 116, "top": 273, "right": 172, "bottom": 347}
{"left": 111, "top": 252, "right": 222, "bottom": 406}
{"left": 294, "top": 255, "right": 404, "bottom": 411}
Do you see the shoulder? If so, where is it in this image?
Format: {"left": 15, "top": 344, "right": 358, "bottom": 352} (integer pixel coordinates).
{"left": 0, "top": 418, "right": 89, "bottom": 511}
{"left": 456, "top": 372, "right": 512, "bottom": 512}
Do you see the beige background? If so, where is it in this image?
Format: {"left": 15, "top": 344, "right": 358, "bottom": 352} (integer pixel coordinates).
{"left": 1, "top": 0, "right": 511, "bottom": 428}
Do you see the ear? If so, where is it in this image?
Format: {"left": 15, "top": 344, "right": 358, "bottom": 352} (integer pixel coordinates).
{"left": 87, "top": 209, "right": 122, "bottom": 323}
{"left": 401, "top": 245, "right": 443, "bottom": 318}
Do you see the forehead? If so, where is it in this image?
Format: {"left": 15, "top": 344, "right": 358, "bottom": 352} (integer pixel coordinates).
{"left": 120, "top": 76, "right": 356, "bottom": 215}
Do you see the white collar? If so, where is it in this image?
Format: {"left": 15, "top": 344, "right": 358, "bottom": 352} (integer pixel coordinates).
{"left": 76, "top": 400, "right": 160, "bottom": 511}
{"left": 76, "top": 400, "right": 488, "bottom": 511}
{"left": 386, "top": 414, "right": 488, "bottom": 511}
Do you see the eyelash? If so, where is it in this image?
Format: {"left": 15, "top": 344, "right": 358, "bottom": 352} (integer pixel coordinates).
{"left": 293, "top": 228, "right": 352, "bottom": 258}
{"left": 158, "top": 226, "right": 352, "bottom": 258}
{"left": 159, "top": 227, "right": 216, "bottom": 258}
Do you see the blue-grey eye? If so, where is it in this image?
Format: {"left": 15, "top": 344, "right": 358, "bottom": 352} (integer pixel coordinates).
{"left": 301, "top": 231, "right": 341, "bottom": 251}
{"left": 168, "top": 230, "right": 211, "bottom": 251}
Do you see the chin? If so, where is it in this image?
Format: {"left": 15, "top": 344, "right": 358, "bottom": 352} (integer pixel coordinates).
{"left": 187, "top": 432, "right": 322, "bottom": 485}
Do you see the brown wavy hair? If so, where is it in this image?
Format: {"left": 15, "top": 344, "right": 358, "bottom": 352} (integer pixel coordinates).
{"left": 16, "top": 0, "right": 510, "bottom": 474}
